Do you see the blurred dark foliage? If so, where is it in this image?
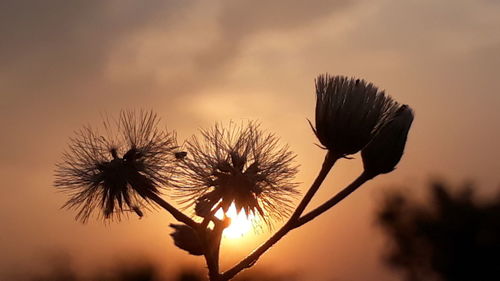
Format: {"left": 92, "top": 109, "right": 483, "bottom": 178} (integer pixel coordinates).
{"left": 10, "top": 257, "right": 295, "bottom": 281}
{"left": 378, "top": 181, "right": 500, "bottom": 281}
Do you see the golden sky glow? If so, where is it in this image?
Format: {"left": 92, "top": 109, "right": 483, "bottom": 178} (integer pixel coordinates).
{"left": 215, "top": 203, "right": 257, "bottom": 239}
{"left": 1, "top": 0, "right": 500, "bottom": 280}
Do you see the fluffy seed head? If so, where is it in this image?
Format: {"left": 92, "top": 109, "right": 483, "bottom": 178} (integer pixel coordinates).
{"left": 173, "top": 121, "right": 299, "bottom": 227}
{"left": 54, "top": 110, "right": 177, "bottom": 222}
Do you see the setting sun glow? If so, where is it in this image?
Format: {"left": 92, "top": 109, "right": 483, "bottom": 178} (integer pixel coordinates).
{"left": 215, "top": 203, "right": 256, "bottom": 239}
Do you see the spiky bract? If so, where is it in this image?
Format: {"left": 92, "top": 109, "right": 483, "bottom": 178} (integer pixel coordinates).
{"left": 54, "top": 110, "right": 177, "bottom": 222}
{"left": 174, "top": 121, "right": 299, "bottom": 226}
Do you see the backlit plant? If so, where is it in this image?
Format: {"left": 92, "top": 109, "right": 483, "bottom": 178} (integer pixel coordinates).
{"left": 54, "top": 74, "right": 414, "bottom": 281}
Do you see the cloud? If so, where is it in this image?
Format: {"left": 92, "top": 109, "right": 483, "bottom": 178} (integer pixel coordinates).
{"left": 0, "top": 0, "right": 196, "bottom": 169}
{"left": 0, "top": 0, "right": 193, "bottom": 102}
{"left": 194, "top": 0, "right": 355, "bottom": 76}
{"left": 218, "top": 0, "right": 353, "bottom": 35}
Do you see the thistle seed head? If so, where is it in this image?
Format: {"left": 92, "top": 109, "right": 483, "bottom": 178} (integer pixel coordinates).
{"left": 173, "top": 121, "right": 299, "bottom": 227}
{"left": 54, "top": 110, "right": 177, "bottom": 223}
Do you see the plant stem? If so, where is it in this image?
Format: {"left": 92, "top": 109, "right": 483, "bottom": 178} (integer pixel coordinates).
{"left": 289, "top": 151, "right": 340, "bottom": 221}
{"left": 295, "top": 171, "right": 373, "bottom": 228}
{"left": 205, "top": 217, "right": 227, "bottom": 281}
{"left": 144, "top": 190, "right": 199, "bottom": 229}
{"left": 221, "top": 151, "right": 339, "bottom": 280}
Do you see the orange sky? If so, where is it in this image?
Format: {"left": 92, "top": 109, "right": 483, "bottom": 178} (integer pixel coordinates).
{"left": 1, "top": 0, "right": 500, "bottom": 280}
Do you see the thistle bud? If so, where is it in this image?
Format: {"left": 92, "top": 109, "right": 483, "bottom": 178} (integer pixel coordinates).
{"left": 361, "top": 105, "right": 414, "bottom": 177}
{"left": 169, "top": 224, "right": 204, "bottom": 256}
{"left": 312, "top": 74, "right": 400, "bottom": 157}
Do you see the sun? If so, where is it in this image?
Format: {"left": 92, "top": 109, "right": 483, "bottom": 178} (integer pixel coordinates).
{"left": 215, "top": 203, "right": 256, "bottom": 239}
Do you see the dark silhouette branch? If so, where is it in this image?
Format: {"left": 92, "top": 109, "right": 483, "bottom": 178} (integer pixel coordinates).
{"left": 204, "top": 218, "right": 227, "bottom": 281}
{"left": 288, "top": 151, "right": 340, "bottom": 221}
{"left": 143, "top": 189, "right": 199, "bottom": 229}
{"left": 221, "top": 151, "right": 340, "bottom": 280}
{"left": 221, "top": 169, "right": 375, "bottom": 280}
{"left": 296, "top": 171, "right": 373, "bottom": 228}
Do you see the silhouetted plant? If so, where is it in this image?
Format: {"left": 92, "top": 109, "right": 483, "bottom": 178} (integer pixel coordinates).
{"left": 54, "top": 110, "right": 178, "bottom": 222}
{"left": 362, "top": 105, "right": 414, "bottom": 177}
{"left": 378, "top": 182, "right": 500, "bottom": 281}
{"left": 173, "top": 121, "right": 299, "bottom": 226}
{"left": 54, "top": 74, "right": 414, "bottom": 280}
{"left": 312, "top": 75, "right": 399, "bottom": 157}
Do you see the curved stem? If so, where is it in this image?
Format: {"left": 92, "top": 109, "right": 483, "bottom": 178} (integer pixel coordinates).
{"left": 221, "top": 151, "right": 339, "bottom": 280}
{"left": 221, "top": 219, "right": 290, "bottom": 280}
{"left": 288, "top": 151, "right": 340, "bottom": 222}
{"left": 296, "top": 171, "right": 373, "bottom": 228}
{"left": 144, "top": 190, "right": 199, "bottom": 229}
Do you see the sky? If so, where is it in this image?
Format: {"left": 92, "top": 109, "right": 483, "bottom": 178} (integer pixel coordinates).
{"left": 1, "top": 0, "right": 500, "bottom": 280}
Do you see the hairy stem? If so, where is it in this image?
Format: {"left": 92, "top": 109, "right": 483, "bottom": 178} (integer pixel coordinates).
{"left": 221, "top": 151, "right": 339, "bottom": 280}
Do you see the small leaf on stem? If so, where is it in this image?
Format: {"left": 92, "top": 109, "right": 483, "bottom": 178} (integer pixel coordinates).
{"left": 169, "top": 224, "right": 205, "bottom": 256}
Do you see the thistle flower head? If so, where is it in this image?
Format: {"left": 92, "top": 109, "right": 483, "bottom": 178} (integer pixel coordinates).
{"left": 362, "top": 105, "right": 414, "bottom": 177}
{"left": 54, "top": 110, "right": 177, "bottom": 222}
{"left": 312, "top": 74, "right": 400, "bottom": 157}
{"left": 173, "top": 121, "right": 299, "bottom": 226}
